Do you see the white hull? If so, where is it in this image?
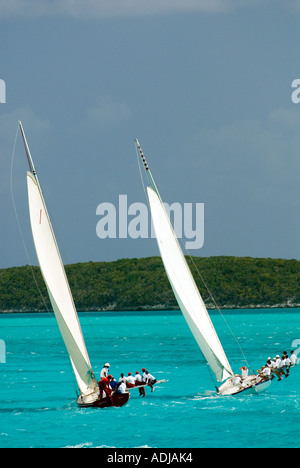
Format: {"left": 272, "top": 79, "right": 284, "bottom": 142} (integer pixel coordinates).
{"left": 77, "top": 390, "right": 99, "bottom": 406}
{"left": 218, "top": 376, "right": 272, "bottom": 396}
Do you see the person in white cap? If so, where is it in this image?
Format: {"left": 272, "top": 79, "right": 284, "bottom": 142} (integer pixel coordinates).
{"left": 275, "top": 355, "right": 281, "bottom": 367}
{"left": 101, "top": 363, "right": 110, "bottom": 379}
{"left": 271, "top": 357, "right": 280, "bottom": 380}
{"left": 273, "top": 355, "right": 286, "bottom": 381}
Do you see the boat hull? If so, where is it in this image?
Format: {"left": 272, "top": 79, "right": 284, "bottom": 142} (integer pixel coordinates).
{"left": 77, "top": 392, "right": 130, "bottom": 408}
{"left": 218, "top": 376, "right": 272, "bottom": 396}
{"left": 129, "top": 379, "right": 169, "bottom": 390}
{"left": 253, "top": 379, "right": 272, "bottom": 394}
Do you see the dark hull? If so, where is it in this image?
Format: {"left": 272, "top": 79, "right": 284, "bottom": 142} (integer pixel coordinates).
{"left": 77, "top": 392, "right": 130, "bottom": 408}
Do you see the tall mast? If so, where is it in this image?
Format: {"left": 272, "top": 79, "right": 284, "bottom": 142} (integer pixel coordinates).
{"left": 135, "top": 139, "right": 161, "bottom": 201}
{"left": 19, "top": 121, "right": 37, "bottom": 176}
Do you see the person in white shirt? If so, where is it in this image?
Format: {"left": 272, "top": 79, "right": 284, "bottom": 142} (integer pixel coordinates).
{"left": 101, "top": 363, "right": 110, "bottom": 379}
{"left": 126, "top": 372, "right": 135, "bottom": 388}
{"left": 240, "top": 366, "right": 249, "bottom": 380}
{"left": 266, "top": 358, "right": 273, "bottom": 369}
{"left": 145, "top": 370, "right": 157, "bottom": 392}
{"left": 284, "top": 355, "right": 291, "bottom": 376}
{"left": 280, "top": 356, "right": 286, "bottom": 367}
{"left": 135, "top": 372, "right": 142, "bottom": 384}
{"left": 118, "top": 373, "right": 127, "bottom": 384}
{"left": 279, "top": 356, "right": 289, "bottom": 379}
{"left": 141, "top": 368, "right": 147, "bottom": 383}
{"left": 135, "top": 371, "right": 145, "bottom": 397}
{"left": 275, "top": 355, "right": 284, "bottom": 380}
{"left": 117, "top": 381, "right": 127, "bottom": 394}
{"left": 275, "top": 355, "right": 281, "bottom": 368}
{"left": 285, "top": 355, "right": 291, "bottom": 367}
{"left": 262, "top": 366, "right": 271, "bottom": 380}
{"left": 271, "top": 357, "right": 277, "bottom": 371}
{"left": 290, "top": 350, "right": 298, "bottom": 366}
{"left": 271, "top": 357, "right": 281, "bottom": 381}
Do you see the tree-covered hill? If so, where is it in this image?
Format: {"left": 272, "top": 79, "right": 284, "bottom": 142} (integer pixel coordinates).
{"left": 0, "top": 256, "right": 299, "bottom": 313}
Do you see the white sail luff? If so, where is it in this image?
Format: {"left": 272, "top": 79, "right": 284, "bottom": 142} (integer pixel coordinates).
{"left": 26, "top": 168, "right": 97, "bottom": 396}
{"left": 147, "top": 185, "right": 233, "bottom": 382}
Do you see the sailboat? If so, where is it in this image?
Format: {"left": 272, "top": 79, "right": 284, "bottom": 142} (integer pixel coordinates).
{"left": 135, "top": 139, "right": 272, "bottom": 396}
{"left": 19, "top": 121, "right": 130, "bottom": 408}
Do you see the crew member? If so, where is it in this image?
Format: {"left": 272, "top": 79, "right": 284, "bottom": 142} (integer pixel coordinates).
{"left": 279, "top": 355, "right": 288, "bottom": 379}
{"left": 239, "top": 366, "right": 249, "bottom": 380}
{"left": 118, "top": 373, "right": 127, "bottom": 384}
{"left": 145, "top": 370, "right": 157, "bottom": 392}
{"left": 135, "top": 371, "right": 145, "bottom": 397}
{"left": 98, "top": 375, "right": 112, "bottom": 399}
{"left": 101, "top": 363, "right": 110, "bottom": 379}
{"left": 109, "top": 375, "right": 118, "bottom": 390}
{"left": 261, "top": 365, "right": 271, "bottom": 381}
{"left": 266, "top": 358, "right": 273, "bottom": 369}
{"left": 126, "top": 372, "right": 136, "bottom": 388}
{"left": 115, "top": 381, "right": 127, "bottom": 394}
{"left": 142, "top": 368, "right": 147, "bottom": 383}
{"left": 271, "top": 357, "right": 282, "bottom": 381}
{"left": 291, "top": 350, "right": 298, "bottom": 366}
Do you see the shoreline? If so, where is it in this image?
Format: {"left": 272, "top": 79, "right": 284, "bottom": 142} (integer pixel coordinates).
{"left": 1, "top": 304, "right": 300, "bottom": 314}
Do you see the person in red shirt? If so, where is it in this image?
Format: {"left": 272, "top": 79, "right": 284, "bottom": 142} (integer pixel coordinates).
{"left": 98, "top": 375, "right": 112, "bottom": 399}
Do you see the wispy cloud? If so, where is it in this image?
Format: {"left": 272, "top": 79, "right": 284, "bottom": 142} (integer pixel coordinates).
{"left": 86, "top": 95, "right": 131, "bottom": 126}
{"left": 191, "top": 107, "right": 300, "bottom": 204}
{"left": 0, "top": 0, "right": 251, "bottom": 19}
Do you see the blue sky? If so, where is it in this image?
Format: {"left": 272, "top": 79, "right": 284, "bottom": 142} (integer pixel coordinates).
{"left": 1, "top": 1, "right": 300, "bottom": 268}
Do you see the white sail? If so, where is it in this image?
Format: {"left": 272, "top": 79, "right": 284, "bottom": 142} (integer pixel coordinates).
{"left": 136, "top": 140, "right": 233, "bottom": 382}
{"left": 20, "top": 122, "right": 97, "bottom": 397}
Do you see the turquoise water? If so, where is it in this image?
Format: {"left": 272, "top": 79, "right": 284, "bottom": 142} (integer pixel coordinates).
{"left": 0, "top": 309, "right": 299, "bottom": 448}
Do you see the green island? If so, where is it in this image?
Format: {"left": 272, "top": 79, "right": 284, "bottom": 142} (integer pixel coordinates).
{"left": 0, "top": 256, "right": 299, "bottom": 313}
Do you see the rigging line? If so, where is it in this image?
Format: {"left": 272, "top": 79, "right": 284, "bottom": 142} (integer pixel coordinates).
{"left": 10, "top": 123, "right": 50, "bottom": 315}
{"left": 184, "top": 249, "right": 252, "bottom": 372}
{"left": 206, "top": 363, "right": 220, "bottom": 393}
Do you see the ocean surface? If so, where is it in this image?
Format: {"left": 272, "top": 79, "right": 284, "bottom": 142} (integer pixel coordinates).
{"left": 0, "top": 309, "right": 299, "bottom": 448}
